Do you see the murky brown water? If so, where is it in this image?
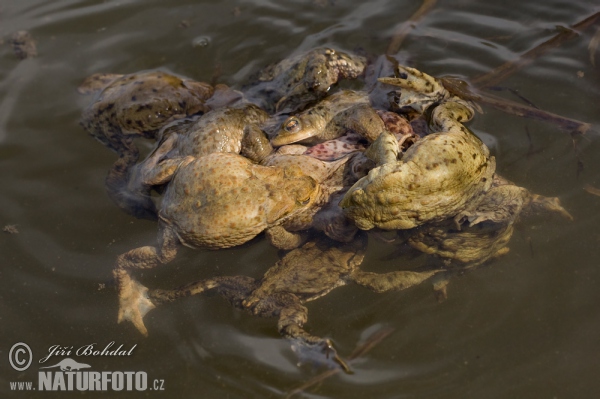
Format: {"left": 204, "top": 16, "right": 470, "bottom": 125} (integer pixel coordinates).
{"left": 1, "top": 0, "right": 600, "bottom": 398}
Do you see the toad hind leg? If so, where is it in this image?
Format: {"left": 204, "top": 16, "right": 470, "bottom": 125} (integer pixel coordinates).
{"left": 250, "top": 293, "right": 352, "bottom": 373}
{"left": 149, "top": 275, "right": 257, "bottom": 308}
{"left": 113, "top": 225, "right": 179, "bottom": 336}
{"left": 351, "top": 269, "right": 440, "bottom": 293}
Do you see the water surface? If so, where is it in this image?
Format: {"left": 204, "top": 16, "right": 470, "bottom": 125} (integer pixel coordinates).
{"left": 1, "top": 0, "right": 599, "bottom": 398}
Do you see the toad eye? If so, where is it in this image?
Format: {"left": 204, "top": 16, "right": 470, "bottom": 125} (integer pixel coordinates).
{"left": 294, "top": 179, "right": 316, "bottom": 206}
{"left": 296, "top": 196, "right": 311, "bottom": 206}
{"left": 283, "top": 117, "right": 301, "bottom": 133}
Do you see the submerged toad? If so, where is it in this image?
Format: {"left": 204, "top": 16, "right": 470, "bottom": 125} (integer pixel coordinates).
{"left": 403, "top": 175, "right": 572, "bottom": 299}
{"left": 341, "top": 66, "right": 495, "bottom": 230}
{"left": 148, "top": 234, "right": 438, "bottom": 372}
{"left": 245, "top": 47, "right": 367, "bottom": 113}
{"left": 79, "top": 70, "right": 216, "bottom": 219}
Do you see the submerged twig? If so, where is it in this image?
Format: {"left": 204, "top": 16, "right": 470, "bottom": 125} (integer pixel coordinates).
{"left": 443, "top": 77, "right": 591, "bottom": 175}
{"left": 472, "top": 11, "right": 600, "bottom": 87}
{"left": 386, "top": 0, "right": 437, "bottom": 55}
{"left": 527, "top": 237, "right": 535, "bottom": 258}
{"left": 584, "top": 184, "right": 600, "bottom": 197}
{"left": 347, "top": 327, "right": 395, "bottom": 360}
{"left": 440, "top": 77, "right": 592, "bottom": 135}
{"left": 524, "top": 126, "right": 545, "bottom": 158}
{"left": 589, "top": 26, "right": 600, "bottom": 66}
{"left": 487, "top": 86, "right": 539, "bottom": 109}
{"left": 286, "top": 326, "right": 395, "bottom": 398}
{"left": 383, "top": 4, "right": 599, "bottom": 132}
{"left": 477, "top": 92, "right": 591, "bottom": 134}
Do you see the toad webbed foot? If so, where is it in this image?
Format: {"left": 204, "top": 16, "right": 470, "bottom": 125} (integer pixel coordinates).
{"left": 113, "top": 226, "right": 179, "bottom": 335}
{"left": 290, "top": 337, "right": 352, "bottom": 374}
{"left": 114, "top": 270, "right": 156, "bottom": 336}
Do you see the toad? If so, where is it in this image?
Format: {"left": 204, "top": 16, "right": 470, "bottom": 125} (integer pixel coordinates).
{"left": 241, "top": 125, "right": 363, "bottom": 243}
{"left": 114, "top": 151, "right": 344, "bottom": 335}
{"left": 245, "top": 47, "right": 367, "bottom": 113}
{"left": 271, "top": 90, "right": 378, "bottom": 146}
{"left": 148, "top": 234, "right": 439, "bottom": 372}
{"left": 403, "top": 175, "right": 572, "bottom": 299}
{"left": 340, "top": 66, "right": 496, "bottom": 230}
{"left": 79, "top": 70, "right": 217, "bottom": 219}
{"left": 121, "top": 103, "right": 270, "bottom": 218}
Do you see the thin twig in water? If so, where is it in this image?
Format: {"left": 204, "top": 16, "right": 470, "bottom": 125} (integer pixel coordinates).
{"left": 386, "top": 0, "right": 437, "bottom": 55}
{"left": 479, "top": 92, "right": 591, "bottom": 134}
{"left": 440, "top": 77, "right": 590, "bottom": 175}
{"left": 589, "top": 27, "right": 600, "bottom": 66}
{"left": 569, "top": 130, "right": 587, "bottom": 177}
{"left": 488, "top": 86, "right": 539, "bottom": 109}
{"left": 439, "top": 77, "right": 592, "bottom": 135}
{"left": 286, "top": 327, "right": 395, "bottom": 398}
{"left": 576, "top": 159, "right": 585, "bottom": 178}
{"left": 472, "top": 11, "right": 600, "bottom": 87}
{"left": 584, "top": 184, "right": 600, "bottom": 197}
{"left": 524, "top": 126, "right": 544, "bottom": 158}
{"left": 527, "top": 236, "right": 535, "bottom": 258}
{"left": 383, "top": 4, "right": 595, "bottom": 136}
{"left": 347, "top": 327, "right": 395, "bottom": 360}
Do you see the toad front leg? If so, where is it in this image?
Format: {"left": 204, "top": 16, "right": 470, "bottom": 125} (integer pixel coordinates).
{"left": 113, "top": 224, "right": 179, "bottom": 336}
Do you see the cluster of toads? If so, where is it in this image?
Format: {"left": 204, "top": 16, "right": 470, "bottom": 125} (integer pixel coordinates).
{"left": 79, "top": 47, "right": 572, "bottom": 372}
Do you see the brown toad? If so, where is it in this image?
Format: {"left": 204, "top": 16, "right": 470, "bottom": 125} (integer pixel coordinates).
{"left": 170, "top": 103, "right": 269, "bottom": 157}
{"left": 242, "top": 125, "right": 362, "bottom": 243}
{"left": 114, "top": 152, "right": 329, "bottom": 335}
{"left": 79, "top": 70, "right": 216, "bottom": 219}
{"left": 340, "top": 66, "right": 496, "bottom": 230}
{"left": 260, "top": 151, "right": 355, "bottom": 247}
{"left": 271, "top": 90, "right": 378, "bottom": 146}
{"left": 148, "top": 234, "right": 438, "bottom": 372}
{"left": 123, "top": 103, "right": 270, "bottom": 218}
{"left": 245, "top": 47, "right": 367, "bottom": 113}
{"left": 403, "top": 175, "right": 572, "bottom": 299}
